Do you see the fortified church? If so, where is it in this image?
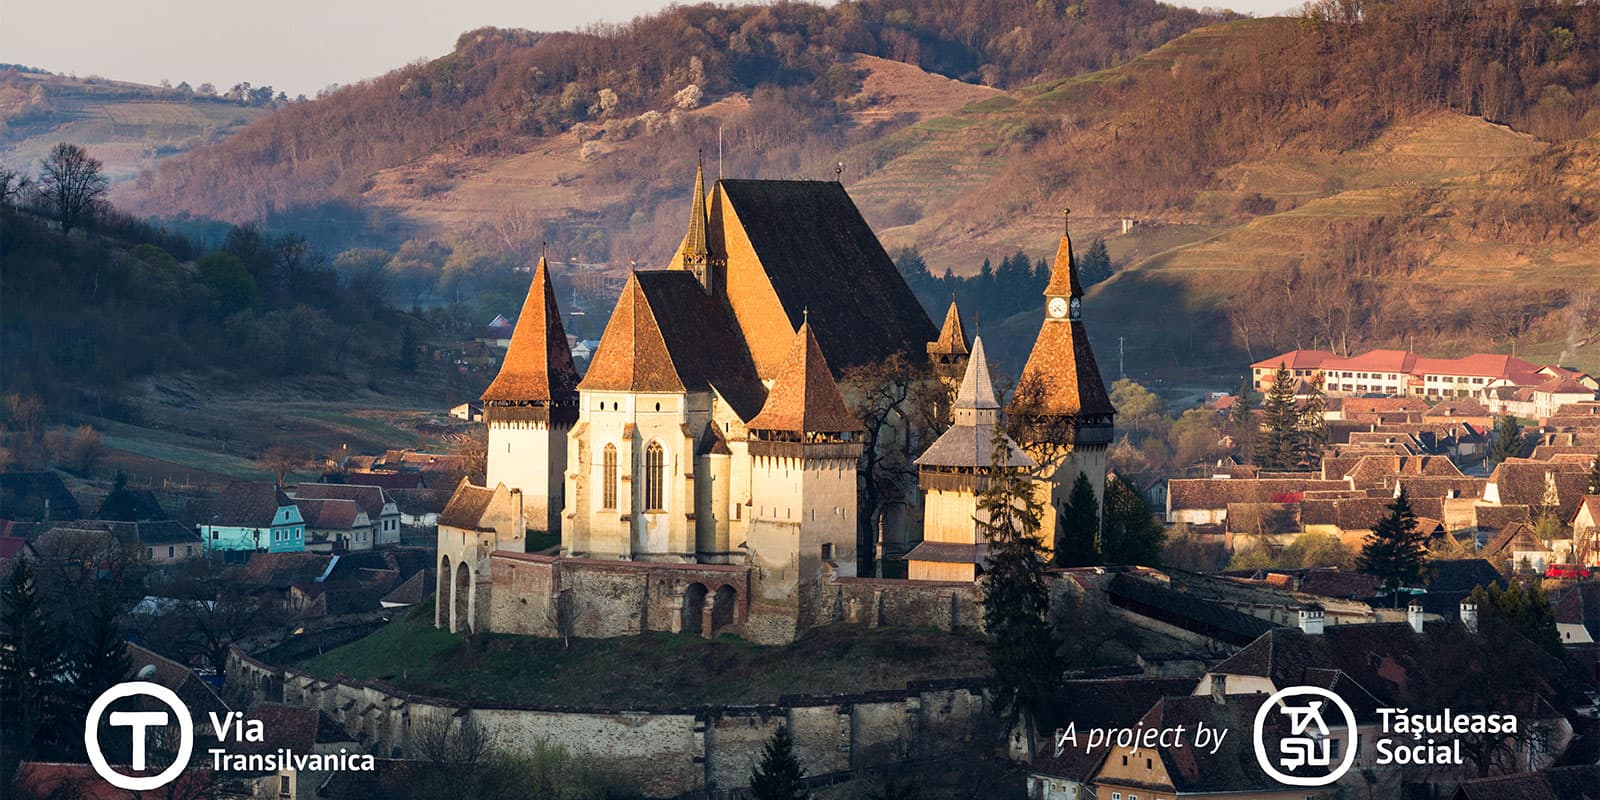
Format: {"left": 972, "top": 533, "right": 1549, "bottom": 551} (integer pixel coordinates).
{"left": 436, "top": 166, "right": 1114, "bottom": 644}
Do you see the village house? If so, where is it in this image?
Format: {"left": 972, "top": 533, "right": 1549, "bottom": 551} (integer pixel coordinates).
{"left": 294, "top": 497, "right": 373, "bottom": 552}
{"left": 1250, "top": 349, "right": 1335, "bottom": 393}
{"left": 39, "top": 519, "right": 203, "bottom": 564}
{"left": 293, "top": 482, "right": 403, "bottom": 546}
{"left": 197, "top": 482, "right": 305, "bottom": 554}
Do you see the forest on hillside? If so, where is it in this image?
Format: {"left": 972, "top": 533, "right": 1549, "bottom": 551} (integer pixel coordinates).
{"left": 130, "top": 0, "right": 1220, "bottom": 224}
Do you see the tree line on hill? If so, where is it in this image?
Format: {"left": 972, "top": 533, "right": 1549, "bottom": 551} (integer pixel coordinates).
{"left": 0, "top": 143, "right": 451, "bottom": 410}
{"left": 893, "top": 240, "right": 1114, "bottom": 332}
{"left": 131, "top": 0, "right": 1220, "bottom": 228}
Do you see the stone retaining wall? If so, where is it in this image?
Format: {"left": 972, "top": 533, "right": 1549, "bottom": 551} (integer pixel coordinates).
{"left": 227, "top": 647, "right": 991, "bottom": 799}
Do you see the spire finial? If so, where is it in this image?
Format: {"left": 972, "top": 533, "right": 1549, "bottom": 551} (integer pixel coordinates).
{"left": 835, "top": 161, "right": 843, "bottom": 182}
{"left": 1064, "top": 208, "right": 1072, "bottom": 236}
{"left": 540, "top": 240, "right": 547, "bottom": 260}
{"left": 803, "top": 306, "right": 809, "bottom": 326}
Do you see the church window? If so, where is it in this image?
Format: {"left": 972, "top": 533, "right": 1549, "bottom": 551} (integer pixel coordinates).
{"left": 602, "top": 445, "right": 618, "bottom": 510}
{"left": 644, "top": 442, "right": 665, "bottom": 511}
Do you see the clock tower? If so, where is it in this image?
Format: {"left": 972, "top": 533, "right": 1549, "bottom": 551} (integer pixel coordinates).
{"left": 1008, "top": 209, "right": 1116, "bottom": 556}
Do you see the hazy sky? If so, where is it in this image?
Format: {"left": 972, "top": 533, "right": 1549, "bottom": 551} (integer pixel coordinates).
{"left": 1, "top": 0, "right": 1299, "bottom": 98}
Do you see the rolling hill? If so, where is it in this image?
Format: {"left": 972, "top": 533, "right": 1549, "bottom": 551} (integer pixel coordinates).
{"left": 117, "top": 1, "right": 1600, "bottom": 386}
{"left": 0, "top": 68, "right": 270, "bottom": 183}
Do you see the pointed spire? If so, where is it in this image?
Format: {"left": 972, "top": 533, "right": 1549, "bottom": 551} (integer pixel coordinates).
{"left": 747, "top": 320, "right": 862, "bottom": 435}
{"left": 577, "top": 274, "right": 685, "bottom": 394}
{"left": 954, "top": 336, "right": 999, "bottom": 412}
{"left": 928, "top": 300, "right": 969, "bottom": 357}
{"left": 682, "top": 153, "right": 709, "bottom": 265}
{"left": 482, "top": 255, "right": 579, "bottom": 403}
{"left": 1044, "top": 207, "right": 1083, "bottom": 299}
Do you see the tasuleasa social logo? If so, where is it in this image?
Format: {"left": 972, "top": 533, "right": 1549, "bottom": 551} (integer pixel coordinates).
{"left": 85, "top": 681, "right": 195, "bottom": 791}
{"left": 1253, "top": 685, "right": 1359, "bottom": 787}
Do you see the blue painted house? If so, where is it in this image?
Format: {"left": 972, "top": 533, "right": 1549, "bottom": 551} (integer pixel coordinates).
{"left": 198, "top": 482, "right": 304, "bottom": 553}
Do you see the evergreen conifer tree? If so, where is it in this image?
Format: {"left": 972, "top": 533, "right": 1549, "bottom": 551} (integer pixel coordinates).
{"left": 749, "top": 726, "right": 808, "bottom": 800}
{"left": 1586, "top": 454, "right": 1599, "bottom": 495}
{"left": 1295, "top": 375, "right": 1328, "bottom": 469}
{"left": 1231, "top": 376, "right": 1259, "bottom": 464}
{"left": 1356, "top": 489, "right": 1428, "bottom": 602}
{"left": 979, "top": 426, "right": 1059, "bottom": 735}
{"left": 1258, "top": 364, "right": 1300, "bottom": 470}
{"left": 1054, "top": 473, "right": 1100, "bottom": 567}
{"left": 71, "top": 587, "right": 131, "bottom": 734}
{"left": 1488, "top": 415, "right": 1526, "bottom": 466}
{"left": 1, "top": 557, "right": 70, "bottom": 776}
{"left": 1100, "top": 475, "right": 1165, "bottom": 566}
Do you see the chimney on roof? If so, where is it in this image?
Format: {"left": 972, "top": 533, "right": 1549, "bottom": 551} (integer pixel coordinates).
{"left": 1210, "top": 673, "right": 1227, "bottom": 705}
{"left": 1460, "top": 601, "right": 1478, "bottom": 634}
{"left": 1298, "top": 606, "right": 1325, "bottom": 635}
{"left": 1407, "top": 601, "right": 1425, "bottom": 633}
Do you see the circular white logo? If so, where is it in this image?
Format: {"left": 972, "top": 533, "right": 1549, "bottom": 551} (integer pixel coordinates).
{"left": 84, "top": 681, "right": 195, "bottom": 791}
{"left": 1252, "top": 685, "right": 1358, "bottom": 787}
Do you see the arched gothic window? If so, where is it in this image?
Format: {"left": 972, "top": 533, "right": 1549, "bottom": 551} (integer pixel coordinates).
{"left": 602, "top": 444, "right": 618, "bottom": 510}
{"left": 644, "top": 442, "right": 665, "bottom": 511}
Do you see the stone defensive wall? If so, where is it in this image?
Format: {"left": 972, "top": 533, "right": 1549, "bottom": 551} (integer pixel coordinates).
{"left": 227, "top": 645, "right": 992, "bottom": 798}
{"left": 484, "top": 552, "right": 985, "bottom": 640}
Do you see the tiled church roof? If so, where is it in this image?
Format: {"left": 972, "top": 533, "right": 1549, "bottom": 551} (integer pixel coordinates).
{"left": 481, "top": 256, "right": 579, "bottom": 403}
{"left": 1011, "top": 219, "right": 1114, "bottom": 419}
{"left": 928, "top": 301, "right": 969, "bottom": 357}
{"left": 715, "top": 179, "right": 937, "bottom": 373}
{"left": 580, "top": 271, "right": 766, "bottom": 420}
{"left": 747, "top": 320, "right": 862, "bottom": 434}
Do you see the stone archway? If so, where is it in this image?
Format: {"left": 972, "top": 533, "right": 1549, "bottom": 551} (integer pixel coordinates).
{"left": 710, "top": 585, "right": 737, "bottom": 635}
{"left": 437, "top": 556, "right": 452, "bottom": 629}
{"left": 453, "top": 561, "right": 472, "bottom": 634}
{"left": 682, "top": 582, "right": 708, "bottom": 635}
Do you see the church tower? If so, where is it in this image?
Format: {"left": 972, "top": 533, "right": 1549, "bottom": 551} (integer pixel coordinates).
{"left": 743, "top": 318, "right": 863, "bottom": 644}
{"left": 909, "top": 336, "right": 1034, "bottom": 582}
{"left": 672, "top": 158, "right": 720, "bottom": 296}
{"left": 1008, "top": 211, "right": 1116, "bottom": 543}
{"left": 927, "top": 299, "right": 970, "bottom": 423}
{"left": 483, "top": 252, "right": 580, "bottom": 534}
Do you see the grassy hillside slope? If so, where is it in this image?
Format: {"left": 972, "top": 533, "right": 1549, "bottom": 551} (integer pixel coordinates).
{"left": 0, "top": 69, "right": 268, "bottom": 183}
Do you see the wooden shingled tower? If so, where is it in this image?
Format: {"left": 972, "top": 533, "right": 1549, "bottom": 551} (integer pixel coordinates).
{"left": 482, "top": 253, "right": 580, "bottom": 415}
{"left": 482, "top": 252, "right": 581, "bottom": 533}
{"left": 1008, "top": 210, "right": 1116, "bottom": 535}
{"left": 747, "top": 317, "right": 863, "bottom": 440}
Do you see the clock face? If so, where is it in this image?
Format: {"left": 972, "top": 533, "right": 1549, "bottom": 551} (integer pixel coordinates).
{"left": 1070, "top": 297, "right": 1082, "bottom": 320}
{"left": 1048, "top": 296, "right": 1069, "bottom": 319}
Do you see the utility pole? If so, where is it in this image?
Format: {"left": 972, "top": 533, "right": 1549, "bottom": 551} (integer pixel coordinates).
{"left": 1119, "top": 336, "right": 1125, "bottom": 380}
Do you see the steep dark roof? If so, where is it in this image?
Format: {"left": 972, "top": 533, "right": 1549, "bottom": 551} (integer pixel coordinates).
{"left": 1451, "top": 765, "right": 1600, "bottom": 800}
{"left": 296, "top": 497, "right": 363, "bottom": 530}
{"left": 439, "top": 482, "right": 497, "bottom": 531}
{"left": 296, "top": 482, "right": 394, "bottom": 519}
{"left": 747, "top": 320, "right": 862, "bottom": 434}
{"left": 95, "top": 488, "right": 165, "bottom": 520}
{"left": 381, "top": 570, "right": 429, "bottom": 606}
{"left": 1031, "top": 677, "right": 1195, "bottom": 782}
{"left": 481, "top": 257, "right": 579, "bottom": 403}
{"left": 204, "top": 482, "right": 294, "bottom": 528}
{"left": 928, "top": 301, "right": 969, "bottom": 357}
{"left": 1104, "top": 573, "right": 1275, "bottom": 645}
{"left": 580, "top": 271, "right": 767, "bottom": 420}
{"left": 716, "top": 179, "right": 937, "bottom": 372}
{"left": 0, "top": 472, "right": 80, "bottom": 521}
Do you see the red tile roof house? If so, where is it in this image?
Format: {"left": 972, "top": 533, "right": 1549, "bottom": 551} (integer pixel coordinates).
{"left": 293, "top": 482, "right": 402, "bottom": 546}
{"left": 293, "top": 497, "right": 373, "bottom": 552}
{"left": 1250, "top": 349, "right": 1337, "bottom": 393}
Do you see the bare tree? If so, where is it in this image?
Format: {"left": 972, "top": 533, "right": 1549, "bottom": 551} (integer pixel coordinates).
{"left": 260, "top": 444, "right": 310, "bottom": 486}
{"left": 0, "top": 166, "right": 32, "bottom": 207}
{"left": 36, "top": 143, "right": 108, "bottom": 234}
